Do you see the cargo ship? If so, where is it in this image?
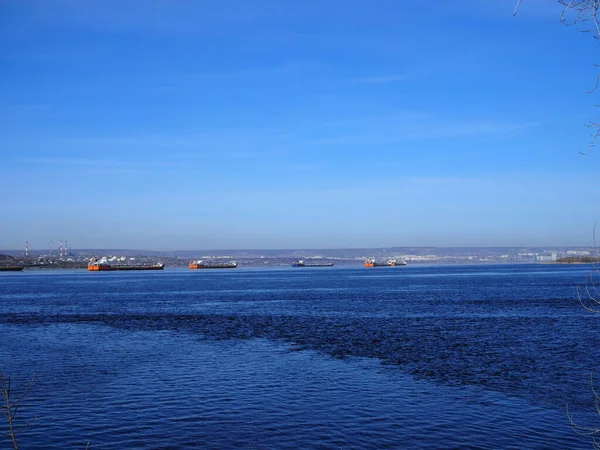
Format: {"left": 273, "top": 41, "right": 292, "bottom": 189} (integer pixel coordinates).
{"left": 364, "top": 258, "right": 407, "bottom": 267}
{"left": 88, "top": 258, "right": 164, "bottom": 271}
{"left": 189, "top": 260, "right": 237, "bottom": 269}
{"left": 0, "top": 265, "right": 25, "bottom": 272}
{"left": 291, "top": 260, "right": 334, "bottom": 267}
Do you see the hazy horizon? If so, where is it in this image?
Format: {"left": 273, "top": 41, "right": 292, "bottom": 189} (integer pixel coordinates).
{"left": 2, "top": 1, "right": 598, "bottom": 250}
{"left": 1, "top": 244, "right": 594, "bottom": 255}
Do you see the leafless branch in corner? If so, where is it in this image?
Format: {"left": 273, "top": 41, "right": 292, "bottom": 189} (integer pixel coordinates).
{"left": 587, "top": 65, "right": 600, "bottom": 93}
{"left": 576, "top": 223, "right": 600, "bottom": 311}
{"left": 581, "top": 119, "right": 600, "bottom": 154}
{"left": 559, "top": 1, "right": 600, "bottom": 152}
{"left": 559, "top": 0, "right": 600, "bottom": 38}
{"left": 513, "top": 0, "right": 523, "bottom": 16}
{"left": 515, "top": 1, "right": 600, "bottom": 153}
{"left": 567, "top": 371, "right": 600, "bottom": 444}
{"left": 513, "top": 3, "right": 600, "bottom": 445}
{"left": 0, "top": 371, "right": 37, "bottom": 450}
{"left": 592, "top": 221, "right": 600, "bottom": 278}
{"left": 590, "top": 221, "right": 599, "bottom": 277}
{"left": 569, "top": 222, "right": 600, "bottom": 448}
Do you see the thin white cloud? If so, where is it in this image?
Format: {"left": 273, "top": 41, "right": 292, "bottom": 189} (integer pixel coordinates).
{"left": 19, "top": 157, "right": 155, "bottom": 173}
{"left": 320, "top": 112, "right": 433, "bottom": 128}
{"left": 304, "top": 119, "right": 537, "bottom": 146}
{"left": 17, "top": 0, "right": 299, "bottom": 36}
{"left": 180, "top": 60, "right": 303, "bottom": 82}
{"left": 441, "top": 0, "right": 563, "bottom": 20}
{"left": 19, "top": 151, "right": 277, "bottom": 169}
{"left": 351, "top": 73, "right": 413, "bottom": 84}
{"left": 283, "top": 161, "right": 324, "bottom": 171}
{"left": 6, "top": 129, "right": 294, "bottom": 155}
{"left": 0, "top": 103, "right": 53, "bottom": 113}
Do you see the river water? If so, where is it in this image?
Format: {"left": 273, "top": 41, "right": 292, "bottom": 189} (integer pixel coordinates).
{"left": 0, "top": 264, "right": 599, "bottom": 448}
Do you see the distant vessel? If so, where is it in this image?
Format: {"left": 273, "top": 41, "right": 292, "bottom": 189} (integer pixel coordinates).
{"left": 364, "top": 258, "right": 407, "bottom": 267}
{"left": 387, "top": 259, "right": 407, "bottom": 266}
{"left": 189, "top": 260, "right": 237, "bottom": 269}
{"left": 0, "top": 265, "right": 25, "bottom": 272}
{"left": 292, "top": 260, "right": 334, "bottom": 267}
{"left": 88, "top": 258, "right": 164, "bottom": 271}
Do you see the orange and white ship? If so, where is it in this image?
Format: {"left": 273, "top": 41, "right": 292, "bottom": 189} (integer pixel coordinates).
{"left": 88, "top": 257, "right": 164, "bottom": 271}
{"left": 364, "top": 258, "right": 407, "bottom": 267}
{"left": 189, "top": 260, "right": 237, "bottom": 269}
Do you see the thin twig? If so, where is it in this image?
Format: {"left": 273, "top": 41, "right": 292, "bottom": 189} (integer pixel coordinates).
{"left": 0, "top": 371, "right": 37, "bottom": 450}
{"left": 513, "top": 0, "right": 522, "bottom": 16}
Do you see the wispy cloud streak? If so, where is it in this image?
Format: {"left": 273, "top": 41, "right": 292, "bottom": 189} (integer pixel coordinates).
{"left": 304, "top": 120, "right": 537, "bottom": 146}
{"left": 350, "top": 73, "right": 413, "bottom": 84}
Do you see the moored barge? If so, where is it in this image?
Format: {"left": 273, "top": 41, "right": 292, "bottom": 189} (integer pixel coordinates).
{"left": 0, "top": 265, "right": 25, "bottom": 272}
{"left": 189, "top": 260, "right": 237, "bottom": 269}
{"left": 364, "top": 258, "right": 407, "bottom": 267}
{"left": 88, "top": 258, "right": 164, "bottom": 271}
{"left": 291, "top": 260, "right": 334, "bottom": 267}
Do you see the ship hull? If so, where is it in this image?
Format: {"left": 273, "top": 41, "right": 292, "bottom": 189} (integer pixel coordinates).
{"left": 189, "top": 264, "right": 237, "bottom": 269}
{"left": 88, "top": 264, "right": 164, "bottom": 271}
{"left": 364, "top": 259, "right": 407, "bottom": 267}
{"left": 0, "top": 266, "right": 25, "bottom": 272}
{"left": 292, "top": 263, "right": 334, "bottom": 267}
{"left": 291, "top": 259, "right": 334, "bottom": 267}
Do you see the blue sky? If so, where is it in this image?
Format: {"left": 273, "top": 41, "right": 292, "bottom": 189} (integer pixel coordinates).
{"left": 1, "top": 0, "right": 599, "bottom": 250}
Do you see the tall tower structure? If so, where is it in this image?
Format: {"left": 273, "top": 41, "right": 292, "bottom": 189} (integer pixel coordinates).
{"left": 65, "top": 240, "right": 69, "bottom": 256}
{"left": 59, "top": 240, "right": 63, "bottom": 257}
{"left": 25, "top": 240, "right": 29, "bottom": 257}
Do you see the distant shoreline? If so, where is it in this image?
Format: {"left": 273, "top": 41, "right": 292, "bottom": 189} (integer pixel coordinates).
{"left": 549, "top": 256, "right": 600, "bottom": 264}
{"left": 542, "top": 262, "right": 597, "bottom": 265}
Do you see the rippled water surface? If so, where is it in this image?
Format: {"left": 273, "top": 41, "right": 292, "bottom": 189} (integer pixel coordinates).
{"left": 1, "top": 264, "right": 599, "bottom": 448}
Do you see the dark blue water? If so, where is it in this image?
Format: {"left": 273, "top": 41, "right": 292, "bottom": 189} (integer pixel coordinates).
{"left": 1, "top": 264, "right": 599, "bottom": 448}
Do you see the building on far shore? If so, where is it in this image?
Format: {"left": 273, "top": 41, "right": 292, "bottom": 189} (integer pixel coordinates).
{"left": 536, "top": 253, "right": 557, "bottom": 262}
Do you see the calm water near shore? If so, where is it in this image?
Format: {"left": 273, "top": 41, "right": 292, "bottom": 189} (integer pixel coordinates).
{"left": 1, "top": 264, "right": 599, "bottom": 448}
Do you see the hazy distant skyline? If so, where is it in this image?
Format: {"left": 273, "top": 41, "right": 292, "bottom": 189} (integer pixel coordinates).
{"left": 1, "top": 1, "right": 599, "bottom": 250}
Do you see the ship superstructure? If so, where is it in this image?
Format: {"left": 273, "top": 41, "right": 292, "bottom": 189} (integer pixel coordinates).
{"left": 364, "top": 258, "right": 407, "bottom": 267}
{"left": 291, "top": 260, "right": 334, "bottom": 267}
{"left": 189, "top": 260, "right": 237, "bottom": 269}
{"left": 88, "top": 257, "right": 164, "bottom": 271}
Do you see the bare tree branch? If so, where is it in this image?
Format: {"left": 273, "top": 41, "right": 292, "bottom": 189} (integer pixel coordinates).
{"left": 515, "top": 1, "right": 600, "bottom": 153}
{"left": 513, "top": 0, "right": 523, "bottom": 16}
{"left": 0, "top": 371, "right": 37, "bottom": 450}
